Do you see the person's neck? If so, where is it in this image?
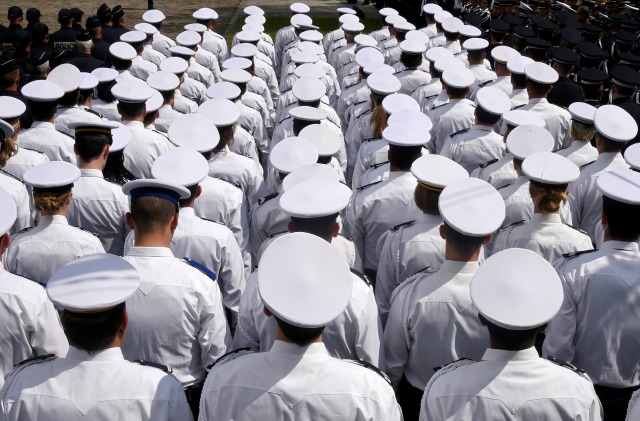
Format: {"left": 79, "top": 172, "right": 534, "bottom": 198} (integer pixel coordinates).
{"left": 37, "top": 116, "right": 55, "bottom": 124}
{"left": 528, "top": 92, "right": 546, "bottom": 99}
{"left": 389, "top": 163, "right": 410, "bottom": 172}
{"left": 444, "top": 244, "right": 481, "bottom": 262}
{"left": 490, "top": 337, "right": 535, "bottom": 351}
{"left": 133, "top": 232, "right": 172, "bottom": 248}
{"left": 42, "top": 209, "right": 67, "bottom": 218}
{"left": 276, "top": 328, "right": 322, "bottom": 345}
{"left": 121, "top": 115, "right": 144, "bottom": 123}
{"left": 79, "top": 159, "right": 105, "bottom": 171}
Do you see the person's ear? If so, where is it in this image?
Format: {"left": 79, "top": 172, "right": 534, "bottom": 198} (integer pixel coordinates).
{"left": 103, "top": 144, "right": 110, "bottom": 159}
{"left": 287, "top": 220, "right": 294, "bottom": 233}
{"left": 195, "top": 185, "right": 202, "bottom": 199}
{"left": 263, "top": 306, "right": 273, "bottom": 317}
{"left": 331, "top": 221, "right": 340, "bottom": 238}
{"left": 125, "top": 212, "right": 135, "bottom": 230}
{"left": 439, "top": 224, "right": 446, "bottom": 239}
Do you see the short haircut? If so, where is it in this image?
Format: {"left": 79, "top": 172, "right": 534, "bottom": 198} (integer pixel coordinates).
{"left": 400, "top": 52, "right": 422, "bottom": 69}
{"left": 63, "top": 303, "right": 126, "bottom": 354}
{"left": 27, "top": 61, "right": 48, "bottom": 76}
{"left": 447, "top": 85, "right": 468, "bottom": 98}
{"left": 76, "top": 39, "right": 93, "bottom": 53}
{"left": 110, "top": 56, "right": 131, "bottom": 70}
{"left": 214, "top": 124, "right": 234, "bottom": 152}
{"left": 414, "top": 184, "right": 441, "bottom": 215}
{"left": 597, "top": 134, "right": 625, "bottom": 153}
{"left": 571, "top": 119, "right": 596, "bottom": 142}
{"left": 614, "top": 81, "right": 635, "bottom": 97}
{"left": 484, "top": 317, "right": 540, "bottom": 344}
{"left": 130, "top": 195, "right": 178, "bottom": 236}
{"left": 58, "top": 90, "right": 79, "bottom": 107}
{"left": 29, "top": 100, "right": 57, "bottom": 121}
{"left": 75, "top": 131, "right": 112, "bottom": 161}
{"left": 476, "top": 106, "right": 502, "bottom": 125}
{"left": 443, "top": 222, "right": 485, "bottom": 254}
{"left": 511, "top": 73, "right": 528, "bottom": 88}
{"left": 178, "top": 184, "right": 199, "bottom": 207}
{"left": 467, "top": 50, "right": 484, "bottom": 62}
{"left": 290, "top": 213, "right": 338, "bottom": 241}
{"left": 293, "top": 118, "right": 315, "bottom": 136}
{"left": 97, "top": 80, "right": 116, "bottom": 102}
{"left": 553, "top": 61, "right": 572, "bottom": 76}
{"left": 602, "top": 194, "right": 640, "bottom": 241}
{"left": 117, "top": 101, "right": 145, "bottom": 118}
{"left": 527, "top": 80, "right": 551, "bottom": 97}
{"left": 273, "top": 315, "right": 325, "bottom": 347}
{"left": 0, "top": 69, "right": 19, "bottom": 89}
{"left": 388, "top": 144, "right": 422, "bottom": 170}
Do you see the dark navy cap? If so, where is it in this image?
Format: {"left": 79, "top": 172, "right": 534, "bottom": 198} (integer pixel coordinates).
{"left": 611, "top": 65, "right": 640, "bottom": 88}
{"left": 27, "top": 49, "right": 49, "bottom": 66}
{"left": 582, "top": 23, "right": 604, "bottom": 34}
{"left": 0, "top": 59, "right": 19, "bottom": 76}
{"left": 513, "top": 25, "right": 535, "bottom": 38}
{"left": 26, "top": 8, "right": 40, "bottom": 21}
{"left": 550, "top": 46, "right": 580, "bottom": 64}
{"left": 7, "top": 6, "right": 23, "bottom": 20}
{"left": 86, "top": 15, "right": 101, "bottom": 29}
{"left": 577, "top": 68, "right": 609, "bottom": 85}
{"left": 578, "top": 42, "right": 606, "bottom": 59}
{"left": 615, "top": 30, "right": 638, "bottom": 44}
{"left": 527, "top": 37, "right": 552, "bottom": 50}
{"left": 489, "top": 19, "right": 510, "bottom": 33}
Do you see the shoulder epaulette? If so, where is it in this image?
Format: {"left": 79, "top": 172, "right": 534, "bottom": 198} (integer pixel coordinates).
{"left": 546, "top": 356, "right": 590, "bottom": 379}
{"left": 133, "top": 360, "right": 173, "bottom": 374}
{"left": 258, "top": 192, "right": 279, "bottom": 205}
{"left": 363, "top": 136, "right": 382, "bottom": 143}
{"left": 562, "top": 248, "right": 597, "bottom": 258}
{"left": 345, "top": 79, "right": 358, "bottom": 89}
{"left": 152, "top": 129, "right": 169, "bottom": 139}
{"left": 353, "top": 98, "right": 368, "bottom": 106}
{"left": 21, "top": 146, "right": 45, "bottom": 154}
{"left": 15, "top": 354, "right": 56, "bottom": 368}
{"left": 180, "top": 257, "right": 217, "bottom": 282}
{"left": 278, "top": 115, "right": 292, "bottom": 125}
{"left": 357, "top": 179, "right": 383, "bottom": 191}
{"left": 73, "top": 226, "right": 100, "bottom": 238}
{"left": 338, "top": 232, "right": 352, "bottom": 241}
{"left": 433, "top": 358, "right": 475, "bottom": 373}
{"left": 513, "top": 104, "right": 526, "bottom": 109}
{"left": 424, "top": 93, "right": 440, "bottom": 100}
{"left": 449, "top": 127, "right": 470, "bottom": 138}
{"left": 215, "top": 177, "right": 242, "bottom": 190}
{"left": 267, "top": 230, "right": 288, "bottom": 239}
{"left": 431, "top": 102, "right": 448, "bottom": 110}
{"left": 580, "top": 160, "right": 596, "bottom": 169}
{"left": 409, "top": 266, "right": 432, "bottom": 278}
{"left": 479, "top": 158, "right": 499, "bottom": 168}
{"left": 500, "top": 219, "right": 525, "bottom": 230}
{"left": 563, "top": 223, "right": 589, "bottom": 235}
{"left": 57, "top": 130, "right": 75, "bottom": 139}
{"left": 344, "top": 359, "right": 391, "bottom": 385}
{"left": 478, "top": 79, "right": 494, "bottom": 88}
{"left": 391, "top": 220, "right": 415, "bottom": 231}
{"left": 496, "top": 183, "right": 512, "bottom": 190}
{"left": 11, "top": 226, "right": 34, "bottom": 237}
{"left": 371, "top": 160, "right": 389, "bottom": 169}
{"left": 201, "top": 217, "right": 225, "bottom": 226}
{"left": 354, "top": 106, "right": 371, "bottom": 119}
{"left": 350, "top": 268, "right": 372, "bottom": 287}
{"left": 207, "top": 347, "right": 253, "bottom": 370}
{"left": 244, "top": 101, "right": 261, "bottom": 113}
{"left": 83, "top": 108, "right": 104, "bottom": 118}
{"left": 0, "top": 169, "right": 22, "bottom": 182}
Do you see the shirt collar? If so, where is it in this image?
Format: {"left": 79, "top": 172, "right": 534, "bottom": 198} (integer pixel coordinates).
{"left": 601, "top": 240, "right": 640, "bottom": 252}
{"left": 415, "top": 212, "right": 442, "bottom": 224}
{"left": 482, "top": 346, "right": 539, "bottom": 362}
{"left": 80, "top": 168, "right": 104, "bottom": 178}
{"left": 270, "top": 340, "right": 329, "bottom": 357}
{"left": 126, "top": 246, "right": 175, "bottom": 258}
{"left": 531, "top": 213, "right": 561, "bottom": 223}
{"left": 440, "top": 260, "right": 480, "bottom": 273}
{"left": 179, "top": 207, "right": 196, "bottom": 217}
{"left": 596, "top": 151, "right": 622, "bottom": 162}
{"left": 472, "top": 124, "right": 494, "bottom": 132}
{"left": 66, "top": 346, "right": 125, "bottom": 362}
{"left": 31, "top": 121, "right": 55, "bottom": 129}
{"left": 121, "top": 120, "right": 145, "bottom": 129}
{"left": 38, "top": 214, "right": 68, "bottom": 226}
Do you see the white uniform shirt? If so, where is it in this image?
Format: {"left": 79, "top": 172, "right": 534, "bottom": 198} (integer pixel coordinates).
{"left": 518, "top": 98, "right": 572, "bottom": 150}
{"left": 17, "top": 121, "right": 77, "bottom": 165}
{"left": 202, "top": 31, "right": 228, "bottom": 64}
{"left": 54, "top": 106, "right": 103, "bottom": 137}
{"left": 492, "top": 213, "right": 593, "bottom": 262}
{"left": 90, "top": 98, "right": 121, "bottom": 122}
{"left": 557, "top": 140, "right": 599, "bottom": 170}
{"left": 469, "top": 64, "right": 497, "bottom": 92}
{"left": 415, "top": 79, "right": 443, "bottom": 110}
{"left": 471, "top": 152, "right": 517, "bottom": 189}
{"left": 200, "top": 341, "right": 402, "bottom": 421}
{"left": 510, "top": 88, "right": 529, "bottom": 108}
{"left": 142, "top": 44, "right": 165, "bottom": 68}
{"left": 0, "top": 171, "right": 32, "bottom": 234}
{"left": 569, "top": 152, "right": 628, "bottom": 242}
{"left": 395, "top": 68, "right": 432, "bottom": 96}
{"left": 154, "top": 104, "right": 182, "bottom": 134}
{"left": 626, "top": 390, "right": 640, "bottom": 420}
{"left": 352, "top": 138, "right": 388, "bottom": 187}
{"left": 208, "top": 146, "right": 264, "bottom": 206}
{"left": 420, "top": 347, "right": 602, "bottom": 420}
{"left": 174, "top": 89, "right": 199, "bottom": 114}
{"left": 0, "top": 267, "right": 68, "bottom": 389}
{"left": 544, "top": 241, "right": 640, "bottom": 388}
{"left": 122, "top": 246, "right": 231, "bottom": 386}
{"left": 429, "top": 99, "right": 476, "bottom": 154}
{"left": 376, "top": 213, "right": 446, "bottom": 325}
{"left": 440, "top": 124, "right": 505, "bottom": 173}
{"left": 1, "top": 347, "right": 192, "bottom": 420}
{"left": 248, "top": 191, "right": 287, "bottom": 263}
{"left": 252, "top": 58, "right": 279, "bottom": 105}
{"left": 2, "top": 147, "right": 49, "bottom": 181}
{"left": 4, "top": 215, "right": 105, "bottom": 284}
{"left": 152, "top": 31, "right": 176, "bottom": 57}
{"left": 187, "top": 59, "right": 214, "bottom": 88}
{"left": 385, "top": 261, "right": 489, "bottom": 390}
{"left": 122, "top": 120, "right": 174, "bottom": 179}
{"left": 180, "top": 74, "right": 207, "bottom": 105}
{"left": 67, "top": 169, "right": 129, "bottom": 255}
{"left": 130, "top": 55, "right": 158, "bottom": 81}
{"left": 483, "top": 75, "right": 513, "bottom": 96}
{"left": 345, "top": 172, "right": 423, "bottom": 272}
{"left": 195, "top": 47, "right": 221, "bottom": 83}
{"left": 233, "top": 268, "right": 384, "bottom": 369}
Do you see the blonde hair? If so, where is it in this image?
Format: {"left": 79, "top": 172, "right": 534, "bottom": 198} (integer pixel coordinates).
{"left": 369, "top": 92, "right": 388, "bottom": 139}
{"left": 530, "top": 183, "right": 569, "bottom": 214}
{"left": 0, "top": 121, "right": 19, "bottom": 166}
{"left": 414, "top": 184, "right": 441, "bottom": 215}
{"left": 34, "top": 191, "right": 71, "bottom": 213}
{"left": 571, "top": 120, "right": 597, "bottom": 142}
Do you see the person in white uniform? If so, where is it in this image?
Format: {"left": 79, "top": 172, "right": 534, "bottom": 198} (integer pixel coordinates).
{"left": 121, "top": 31, "right": 158, "bottom": 81}
{"left": 420, "top": 248, "right": 603, "bottom": 421}
{"left": 236, "top": 178, "right": 384, "bottom": 369}
{"left": 481, "top": 45, "right": 520, "bottom": 96}
{"left": 142, "top": 9, "right": 176, "bottom": 57}
{"left": 135, "top": 23, "right": 166, "bottom": 68}
{"left": 5, "top": 161, "right": 105, "bottom": 284}
{"left": 0, "top": 187, "right": 67, "bottom": 389}
{"left": 394, "top": 40, "right": 431, "bottom": 96}
{"left": 113, "top": 79, "right": 174, "bottom": 179}
{"left": 441, "top": 86, "right": 511, "bottom": 173}
{"left": 200, "top": 232, "right": 402, "bottom": 421}
{"left": 19, "top": 80, "right": 77, "bottom": 165}
{"left": 376, "top": 155, "right": 468, "bottom": 326}
{"left": 90, "top": 68, "right": 121, "bottom": 122}
{"left": 148, "top": 145, "right": 245, "bottom": 328}
{"left": 0, "top": 120, "right": 33, "bottom": 233}
{"left": 196, "top": 8, "right": 228, "bottom": 65}
{"left": 120, "top": 178, "right": 230, "bottom": 416}
{"left": 492, "top": 152, "right": 592, "bottom": 262}
{"left": 557, "top": 102, "right": 599, "bottom": 168}
{"left": 49, "top": 64, "right": 102, "bottom": 137}
{"left": 569, "top": 104, "right": 636, "bottom": 242}
{"left": 507, "top": 55, "right": 533, "bottom": 108}
{"left": 0, "top": 254, "right": 192, "bottom": 420}
{"left": 518, "top": 62, "right": 571, "bottom": 150}
{"left": 387, "top": 177, "right": 504, "bottom": 420}
{"left": 545, "top": 168, "right": 640, "bottom": 420}
{"left": 146, "top": 71, "right": 183, "bottom": 134}
{"left": 67, "top": 121, "right": 130, "bottom": 256}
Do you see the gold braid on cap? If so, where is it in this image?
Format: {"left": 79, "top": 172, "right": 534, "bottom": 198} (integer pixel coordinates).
{"left": 418, "top": 181, "right": 443, "bottom": 192}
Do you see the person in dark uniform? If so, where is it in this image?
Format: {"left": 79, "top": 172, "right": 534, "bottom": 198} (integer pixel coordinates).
{"left": 25, "top": 8, "right": 40, "bottom": 29}
{"left": 4, "top": 6, "right": 23, "bottom": 49}
{"left": 30, "top": 23, "right": 50, "bottom": 54}
{"left": 578, "top": 42, "right": 607, "bottom": 70}
{"left": 0, "top": 59, "right": 32, "bottom": 128}
{"left": 70, "top": 8, "right": 85, "bottom": 34}
{"left": 12, "top": 30, "right": 31, "bottom": 74}
{"left": 548, "top": 47, "right": 584, "bottom": 107}
{"left": 109, "top": 6, "right": 128, "bottom": 42}
{"left": 576, "top": 67, "right": 608, "bottom": 107}
{"left": 25, "top": 49, "right": 49, "bottom": 83}
{"left": 527, "top": 37, "right": 551, "bottom": 62}
{"left": 97, "top": 4, "right": 115, "bottom": 45}
{"left": 49, "top": 47, "right": 68, "bottom": 69}
{"left": 68, "top": 32, "right": 105, "bottom": 73}
{"left": 86, "top": 16, "right": 110, "bottom": 67}
{"left": 49, "top": 9, "right": 79, "bottom": 54}
{"left": 511, "top": 25, "right": 534, "bottom": 55}
{"left": 609, "top": 65, "right": 640, "bottom": 150}
{"left": 582, "top": 23, "right": 604, "bottom": 45}
{"left": 487, "top": 20, "right": 509, "bottom": 68}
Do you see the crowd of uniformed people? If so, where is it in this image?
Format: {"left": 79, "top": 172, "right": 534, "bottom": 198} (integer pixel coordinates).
{"left": 0, "top": 0, "right": 638, "bottom": 419}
